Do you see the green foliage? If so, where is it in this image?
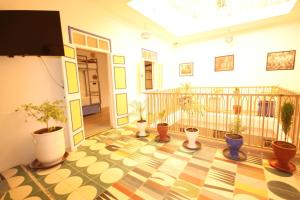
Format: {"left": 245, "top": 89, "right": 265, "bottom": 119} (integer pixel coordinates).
{"left": 16, "top": 100, "right": 66, "bottom": 132}
{"left": 229, "top": 116, "right": 246, "bottom": 134}
{"left": 281, "top": 102, "right": 294, "bottom": 140}
{"left": 180, "top": 82, "right": 191, "bottom": 93}
{"left": 130, "top": 100, "right": 146, "bottom": 121}
{"left": 158, "top": 110, "right": 167, "bottom": 123}
{"left": 179, "top": 95, "right": 205, "bottom": 116}
{"left": 233, "top": 87, "right": 240, "bottom": 95}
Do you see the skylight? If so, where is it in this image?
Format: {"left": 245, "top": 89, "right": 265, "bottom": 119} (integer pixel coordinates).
{"left": 128, "top": 0, "right": 298, "bottom": 36}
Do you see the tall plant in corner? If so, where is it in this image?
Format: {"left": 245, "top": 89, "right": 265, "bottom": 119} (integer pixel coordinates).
{"left": 269, "top": 102, "right": 297, "bottom": 173}
{"left": 16, "top": 100, "right": 67, "bottom": 165}
{"left": 281, "top": 102, "right": 294, "bottom": 141}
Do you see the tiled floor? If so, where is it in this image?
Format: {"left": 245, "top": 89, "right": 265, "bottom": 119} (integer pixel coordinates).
{"left": 1, "top": 128, "right": 300, "bottom": 200}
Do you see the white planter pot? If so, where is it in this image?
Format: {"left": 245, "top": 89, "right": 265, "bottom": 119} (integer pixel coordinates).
{"left": 136, "top": 120, "right": 147, "bottom": 136}
{"left": 32, "top": 127, "right": 66, "bottom": 164}
{"left": 184, "top": 127, "right": 199, "bottom": 148}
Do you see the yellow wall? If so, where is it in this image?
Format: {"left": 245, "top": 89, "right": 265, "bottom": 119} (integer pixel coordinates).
{"left": 168, "top": 20, "right": 300, "bottom": 93}
{"left": 0, "top": 0, "right": 173, "bottom": 171}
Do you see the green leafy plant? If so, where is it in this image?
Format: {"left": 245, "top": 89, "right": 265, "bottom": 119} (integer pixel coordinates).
{"left": 233, "top": 87, "right": 241, "bottom": 102}
{"left": 130, "top": 100, "right": 146, "bottom": 122}
{"left": 180, "top": 82, "right": 191, "bottom": 93}
{"left": 233, "top": 87, "right": 240, "bottom": 95}
{"left": 229, "top": 116, "right": 246, "bottom": 134}
{"left": 16, "top": 100, "right": 66, "bottom": 132}
{"left": 281, "top": 102, "right": 294, "bottom": 141}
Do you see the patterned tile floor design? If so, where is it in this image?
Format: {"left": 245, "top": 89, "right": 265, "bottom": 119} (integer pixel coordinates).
{"left": 1, "top": 128, "right": 300, "bottom": 200}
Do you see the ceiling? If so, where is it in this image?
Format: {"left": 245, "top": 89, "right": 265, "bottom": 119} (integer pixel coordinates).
{"left": 100, "top": 0, "right": 300, "bottom": 43}
{"left": 128, "top": 0, "right": 298, "bottom": 36}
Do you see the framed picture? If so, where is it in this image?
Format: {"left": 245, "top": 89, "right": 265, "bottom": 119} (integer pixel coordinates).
{"left": 179, "top": 63, "right": 193, "bottom": 76}
{"left": 215, "top": 55, "right": 234, "bottom": 72}
{"left": 266, "top": 50, "right": 296, "bottom": 71}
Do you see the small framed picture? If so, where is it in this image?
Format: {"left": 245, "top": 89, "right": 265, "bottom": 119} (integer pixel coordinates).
{"left": 215, "top": 55, "right": 234, "bottom": 72}
{"left": 266, "top": 50, "right": 296, "bottom": 71}
{"left": 179, "top": 63, "right": 193, "bottom": 76}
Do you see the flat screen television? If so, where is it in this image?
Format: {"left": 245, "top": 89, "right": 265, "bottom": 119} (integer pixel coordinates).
{"left": 0, "top": 10, "right": 64, "bottom": 56}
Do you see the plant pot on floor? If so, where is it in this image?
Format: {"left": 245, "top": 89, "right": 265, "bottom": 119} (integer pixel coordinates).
{"left": 32, "top": 127, "right": 66, "bottom": 165}
{"left": 184, "top": 128, "right": 200, "bottom": 149}
{"left": 136, "top": 120, "right": 147, "bottom": 137}
{"left": 269, "top": 141, "right": 296, "bottom": 173}
{"left": 233, "top": 105, "right": 242, "bottom": 115}
{"left": 225, "top": 133, "right": 243, "bottom": 160}
{"left": 157, "top": 123, "right": 169, "bottom": 142}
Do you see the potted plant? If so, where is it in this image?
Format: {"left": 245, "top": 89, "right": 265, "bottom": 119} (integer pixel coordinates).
{"left": 179, "top": 90, "right": 205, "bottom": 149}
{"left": 233, "top": 87, "right": 242, "bottom": 115}
{"left": 184, "top": 127, "right": 200, "bottom": 149}
{"left": 130, "top": 100, "right": 147, "bottom": 137}
{"left": 156, "top": 110, "right": 169, "bottom": 142}
{"left": 269, "top": 102, "right": 297, "bottom": 173}
{"left": 16, "top": 100, "right": 67, "bottom": 165}
{"left": 225, "top": 116, "right": 246, "bottom": 160}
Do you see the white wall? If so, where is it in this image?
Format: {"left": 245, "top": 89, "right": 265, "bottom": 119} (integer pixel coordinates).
{"left": 0, "top": 57, "right": 64, "bottom": 171}
{"left": 167, "top": 20, "right": 300, "bottom": 92}
{"left": 0, "top": 0, "right": 173, "bottom": 171}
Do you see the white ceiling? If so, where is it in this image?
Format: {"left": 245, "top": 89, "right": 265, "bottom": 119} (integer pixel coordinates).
{"left": 128, "top": 0, "right": 298, "bottom": 36}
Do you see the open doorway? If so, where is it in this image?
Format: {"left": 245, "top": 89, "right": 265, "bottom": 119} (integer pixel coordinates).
{"left": 76, "top": 48, "right": 111, "bottom": 137}
{"left": 144, "top": 61, "right": 153, "bottom": 90}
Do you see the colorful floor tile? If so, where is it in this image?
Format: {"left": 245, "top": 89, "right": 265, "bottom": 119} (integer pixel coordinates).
{"left": 1, "top": 128, "right": 300, "bottom": 200}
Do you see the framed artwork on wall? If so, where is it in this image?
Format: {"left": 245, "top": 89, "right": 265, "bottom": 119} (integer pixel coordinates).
{"left": 179, "top": 62, "right": 193, "bottom": 76}
{"left": 215, "top": 55, "right": 234, "bottom": 71}
{"left": 266, "top": 50, "right": 296, "bottom": 71}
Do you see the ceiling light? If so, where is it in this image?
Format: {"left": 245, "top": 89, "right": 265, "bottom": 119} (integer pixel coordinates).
{"left": 141, "top": 31, "right": 151, "bottom": 39}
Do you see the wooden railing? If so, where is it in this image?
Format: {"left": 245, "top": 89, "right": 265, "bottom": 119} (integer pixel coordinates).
{"left": 145, "top": 86, "right": 300, "bottom": 153}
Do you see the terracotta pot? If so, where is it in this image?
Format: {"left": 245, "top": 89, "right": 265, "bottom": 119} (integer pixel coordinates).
{"left": 271, "top": 141, "right": 296, "bottom": 170}
{"left": 233, "top": 105, "right": 242, "bottom": 115}
{"left": 32, "top": 127, "right": 65, "bottom": 164}
{"left": 157, "top": 123, "right": 168, "bottom": 141}
{"left": 225, "top": 133, "right": 243, "bottom": 160}
{"left": 184, "top": 128, "right": 199, "bottom": 148}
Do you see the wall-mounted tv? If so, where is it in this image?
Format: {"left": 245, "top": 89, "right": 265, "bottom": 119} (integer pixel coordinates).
{"left": 0, "top": 10, "right": 64, "bottom": 56}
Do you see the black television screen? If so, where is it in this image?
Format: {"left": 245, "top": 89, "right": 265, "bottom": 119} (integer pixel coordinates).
{"left": 0, "top": 10, "right": 64, "bottom": 56}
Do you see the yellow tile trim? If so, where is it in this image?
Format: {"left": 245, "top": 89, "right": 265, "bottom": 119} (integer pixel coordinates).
{"left": 114, "top": 67, "right": 127, "bottom": 89}
{"left": 113, "top": 55, "right": 125, "bottom": 64}
{"left": 70, "top": 99, "right": 82, "bottom": 131}
{"left": 65, "top": 61, "right": 79, "bottom": 94}
{"left": 64, "top": 45, "right": 75, "bottom": 59}
{"left": 117, "top": 116, "right": 129, "bottom": 126}
{"left": 116, "top": 93, "right": 128, "bottom": 116}
{"left": 73, "top": 131, "right": 84, "bottom": 146}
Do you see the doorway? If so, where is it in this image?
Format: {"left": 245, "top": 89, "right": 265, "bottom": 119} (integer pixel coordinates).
{"left": 76, "top": 48, "right": 112, "bottom": 137}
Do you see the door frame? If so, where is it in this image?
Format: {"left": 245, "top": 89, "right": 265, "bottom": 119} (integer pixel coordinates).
{"left": 74, "top": 45, "right": 116, "bottom": 129}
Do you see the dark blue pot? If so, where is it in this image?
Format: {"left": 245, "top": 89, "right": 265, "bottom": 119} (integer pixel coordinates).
{"left": 225, "top": 133, "right": 243, "bottom": 160}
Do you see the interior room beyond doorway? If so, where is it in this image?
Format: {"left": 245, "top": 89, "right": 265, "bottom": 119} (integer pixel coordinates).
{"left": 76, "top": 48, "right": 111, "bottom": 137}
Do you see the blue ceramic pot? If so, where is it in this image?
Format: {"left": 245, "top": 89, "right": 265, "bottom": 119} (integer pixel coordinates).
{"left": 225, "top": 133, "right": 243, "bottom": 160}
